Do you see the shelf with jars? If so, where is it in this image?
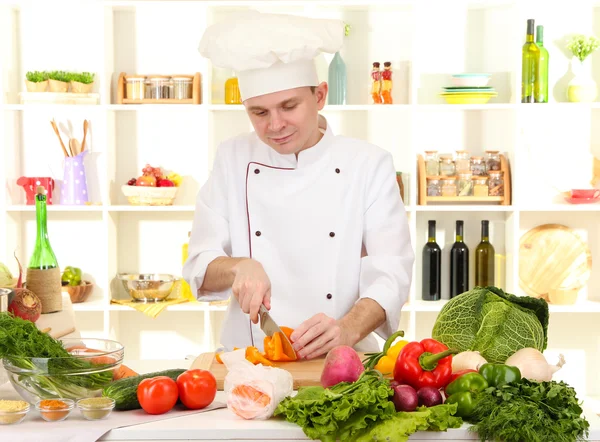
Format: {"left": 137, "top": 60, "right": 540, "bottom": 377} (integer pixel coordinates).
{"left": 417, "top": 150, "right": 511, "bottom": 205}
{"left": 116, "top": 73, "right": 202, "bottom": 105}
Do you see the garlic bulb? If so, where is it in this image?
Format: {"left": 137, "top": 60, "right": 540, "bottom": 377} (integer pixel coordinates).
{"left": 452, "top": 351, "right": 488, "bottom": 373}
{"left": 504, "top": 348, "right": 565, "bottom": 382}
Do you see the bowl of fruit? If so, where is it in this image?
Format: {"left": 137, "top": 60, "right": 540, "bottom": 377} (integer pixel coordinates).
{"left": 122, "top": 165, "right": 182, "bottom": 206}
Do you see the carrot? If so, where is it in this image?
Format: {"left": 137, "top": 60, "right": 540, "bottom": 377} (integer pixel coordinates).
{"left": 112, "top": 364, "right": 138, "bottom": 380}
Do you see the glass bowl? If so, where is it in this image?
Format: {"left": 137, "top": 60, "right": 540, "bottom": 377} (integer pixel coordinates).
{"left": 35, "top": 398, "right": 75, "bottom": 422}
{"left": 117, "top": 273, "right": 179, "bottom": 302}
{"left": 77, "top": 397, "right": 116, "bottom": 420}
{"left": 0, "top": 402, "right": 30, "bottom": 425}
{"left": 2, "top": 338, "right": 124, "bottom": 404}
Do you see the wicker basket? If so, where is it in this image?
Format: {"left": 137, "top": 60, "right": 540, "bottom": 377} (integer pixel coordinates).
{"left": 121, "top": 185, "right": 178, "bottom": 206}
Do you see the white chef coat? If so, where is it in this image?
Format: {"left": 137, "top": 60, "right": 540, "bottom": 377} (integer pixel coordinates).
{"left": 183, "top": 115, "right": 414, "bottom": 353}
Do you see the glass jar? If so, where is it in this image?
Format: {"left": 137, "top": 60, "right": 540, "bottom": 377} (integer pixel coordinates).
{"left": 470, "top": 156, "right": 486, "bottom": 176}
{"left": 439, "top": 155, "right": 455, "bottom": 177}
{"left": 473, "top": 176, "right": 489, "bottom": 197}
{"left": 455, "top": 150, "right": 470, "bottom": 172}
{"left": 125, "top": 76, "right": 146, "bottom": 100}
{"left": 426, "top": 177, "right": 442, "bottom": 196}
{"left": 441, "top": 177, "right": 457, "bottom": 197}
{"left": 148, "top": 76, "right": 171, "bottom": 99}
{"left": 172, "top": 77, "right": 193, "bottom": 100}
{"left": 488, "top": 171, "right": 504, "bottom": 196}
{"left": 457, "top": 172, "right": 473, "bottom": 196}
{"left": 424, "top": 151, "right": 440, "bottom": 176}
{"left": 485, "top": 150, "right": 501, "bottom": 172}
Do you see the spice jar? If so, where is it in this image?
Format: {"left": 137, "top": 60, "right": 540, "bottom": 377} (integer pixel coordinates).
{"left": 77, "top": 397, "right": 115, "bottom": 421}
{"left": 424, "top": 151, "right": 440, "bottom": 176}
{"left": 147, "top": 76, "right": 171, "bottom": 99}
{"left": 125, "top": 76, "right": 146, "bottom": 100}
{"left": 441, "top": 177, "right": 457, "bottom": 197}
{"left": 485, "top": 150, "right": 501, "bottom": 172}
{"left": 172, "top": 77, "right": 193, "bottom": 100}
{"left": 36, "top": 399, "right": 74, "bottom": 422}
{"left": 455, "top": 150, "right": 470, "bottom": 172}
{"left": 473, "top": 176, "right": 489, "bottom": 197}
{"left": 439, "top": 155, "right": 455, "bottom": 177}
{"left": 470, "top": 156, "right": 486, "bottom": 176}
{"left": 488, "top": 171, "right": 504, "bottom": 196}
{"left": 426, "top": 177, "right": 441, "bottom": 196}
{"left": 457, "top": 171, "right": 473, "bottom": 196}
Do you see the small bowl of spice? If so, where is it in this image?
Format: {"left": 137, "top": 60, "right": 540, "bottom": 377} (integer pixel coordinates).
{"left": 77, "top": 397, "right": 115, "bottom": 420}
{"left": 0, "top": 399, "right": 30, "bottom": 425}
{"left": 35, "top": 398, "right": 75, "bottom": 422}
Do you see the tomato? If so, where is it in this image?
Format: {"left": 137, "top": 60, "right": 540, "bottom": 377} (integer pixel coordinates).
{"left": 137, "top": 376, "right": 179, "bottom": 415}
{"left": 176, "top": 369, "right": 217, "bottom": 410}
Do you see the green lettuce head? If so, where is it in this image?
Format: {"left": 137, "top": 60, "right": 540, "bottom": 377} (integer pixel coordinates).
{"left": 432, "top": 286, "right": 549, "bottom": 364}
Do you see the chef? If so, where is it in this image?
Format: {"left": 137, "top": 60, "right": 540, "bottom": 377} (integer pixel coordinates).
{"left": 183, "top": 11, "right": 414, "bottom": 360}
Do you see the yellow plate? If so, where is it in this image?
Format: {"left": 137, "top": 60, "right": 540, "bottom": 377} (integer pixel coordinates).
{"left": 440, "top": 92, "right": 498, "bottom": 104}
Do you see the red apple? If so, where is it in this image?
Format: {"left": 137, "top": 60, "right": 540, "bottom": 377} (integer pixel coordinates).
{"left": 157, "top": 179, "right": 174, "bottom": 187}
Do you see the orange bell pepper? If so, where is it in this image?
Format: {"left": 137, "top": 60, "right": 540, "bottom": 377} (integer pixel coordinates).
{"left": 264, "top": 328, "right": 297, "bottom": 362}
{"left": 245, "top": 346, "right": 274, "bottom": 366}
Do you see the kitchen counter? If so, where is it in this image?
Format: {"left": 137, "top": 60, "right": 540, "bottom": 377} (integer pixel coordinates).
{"left": 1, "top": 379, "right": 599, "bottom": 441}
{"left": 102, "top": 390, "right": 600, "bottom": 442}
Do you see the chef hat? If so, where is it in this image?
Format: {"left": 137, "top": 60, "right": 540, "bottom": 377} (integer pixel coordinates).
{"left": 198, "top": 11, "right": 345, "bottom": 100}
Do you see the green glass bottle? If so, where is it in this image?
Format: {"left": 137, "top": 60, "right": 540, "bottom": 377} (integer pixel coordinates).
{"left": 422, "top": 220, "right": 441, "bottom": 301}
{"left": 29, "top": 186, "right": 59, "bottom": 269}
{"left": 521, "top": 19, "right": 540, "bottom": 103}
{"left": 450, "top": 220, "right": 469, "bottom": 298}
{"left": 475, "top": 220, "right": 495, "bottom": 287}
{"left": 534, "top": 25, "right": 549, "bottom": 103}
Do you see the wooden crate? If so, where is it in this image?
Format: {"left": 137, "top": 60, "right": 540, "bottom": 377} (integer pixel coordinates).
{"left": 117, "top": 72, "right": 202, "bottom": 104}
{"left": 417, "top": 153, "right": 512, "bottom": 205}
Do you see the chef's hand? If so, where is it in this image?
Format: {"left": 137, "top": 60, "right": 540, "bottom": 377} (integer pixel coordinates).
{"left": 231, "top": 258, "right": 271, "bottom": 324}
{"left": 290, "top": 314, "right": 350, "bottom": 360}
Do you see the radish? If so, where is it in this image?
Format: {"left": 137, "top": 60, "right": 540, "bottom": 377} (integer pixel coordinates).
{"left": 320, "top": 345, "right": 365, "bottom": 388}
{"left": 7, "top": 254, "right": 41, "bottom": 323}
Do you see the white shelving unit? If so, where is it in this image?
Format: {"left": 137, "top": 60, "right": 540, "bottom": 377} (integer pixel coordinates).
{"left": 1, "top": 0, "right": 600, "bottom": 409}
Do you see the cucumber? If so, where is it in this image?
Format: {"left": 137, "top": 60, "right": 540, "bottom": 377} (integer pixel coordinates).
{"left": 102, "top": 368, "right": 186, "bottom": 410}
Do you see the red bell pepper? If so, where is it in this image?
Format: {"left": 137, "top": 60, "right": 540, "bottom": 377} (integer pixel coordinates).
{"left": 393, "top": 338, "right": 457, "bottom": 390}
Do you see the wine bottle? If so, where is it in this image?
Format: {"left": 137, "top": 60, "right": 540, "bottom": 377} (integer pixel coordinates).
{"left": 521, "top": 19, "right": 540, "bottom": 103}
{"left": 534, "top": 25, "right": 549, "bottom": 103}
{"left": 29, "top": 186, "right": 59, "bottom": 269}
{"left": 422, "top": 220, "right": 441, "bottom": 301}
{"left": 450, "top": 220, "right": 469, "bottom": 298}
{"left": 475, "top": 220, "right": 495, "bottom": 287}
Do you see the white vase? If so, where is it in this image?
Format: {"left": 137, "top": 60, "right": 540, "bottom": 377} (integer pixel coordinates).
{"left": 567, "top": 57, "right": 598, "bottom": 102}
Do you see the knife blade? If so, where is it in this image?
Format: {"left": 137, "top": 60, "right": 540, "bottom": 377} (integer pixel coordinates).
{"left": 259, "top": 305, "right": 297, "bottom": 360}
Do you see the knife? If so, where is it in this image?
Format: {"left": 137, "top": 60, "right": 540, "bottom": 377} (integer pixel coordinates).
{"left": 259, "top": 304, "right": 297, "bottom": 360}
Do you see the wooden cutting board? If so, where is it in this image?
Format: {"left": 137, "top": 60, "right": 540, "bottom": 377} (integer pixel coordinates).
{"left": 519, "top": 224, "right": 592, "bottom": 300}
{"left": 191, "top": 352, "right": 366, "bottom": 390}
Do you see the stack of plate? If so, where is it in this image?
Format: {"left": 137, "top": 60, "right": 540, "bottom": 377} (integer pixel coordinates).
{"left": 440, "top": 73, "right": 497, "bottom": 104}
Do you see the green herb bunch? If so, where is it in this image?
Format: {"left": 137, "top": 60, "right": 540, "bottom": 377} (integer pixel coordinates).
{"left": 0, "top": 313, "right": 114, "bottom": 399}
{"left": 567, "top": 34, "right": 600, "bottom": 62}
{"left": 48, "top": 70, "right": 72, "bottom": 82}
{"left": 469, "top": 379, "right": 590, "bottom": 442}
{"left": 25, "top": 71, "right": 49, "bottom": 83}
{"left": 71, "top": 72, "right": 95, "bottom": 84}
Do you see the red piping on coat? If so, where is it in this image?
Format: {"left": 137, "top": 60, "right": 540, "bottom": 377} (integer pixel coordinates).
{"left": 245, "top": 161, "right": 295, "bottom": 347}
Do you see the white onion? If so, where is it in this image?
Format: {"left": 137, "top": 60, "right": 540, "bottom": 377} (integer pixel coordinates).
{"left": 504, "top": 348, "right": 565, "bottom": 382}
{"left": 452, "top": 351, "right": 488, "bottom": 373}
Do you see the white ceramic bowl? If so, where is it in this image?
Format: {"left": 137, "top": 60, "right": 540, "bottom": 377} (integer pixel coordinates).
{"left": 450, "top": 74, "right": 491, "bottom": 88}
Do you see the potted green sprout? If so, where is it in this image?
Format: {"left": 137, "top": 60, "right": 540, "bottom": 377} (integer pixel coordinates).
{"left": 566, "top": 34, "right": 600, "bottom": 102}
{"left": 25, "top": 71, "right": 49, "bottom": 92}
{"left": 71, "top": 72, "right": 95, "bottom": 93}
{"left": 48, "top": 70, "right": 71, "bottom": 93}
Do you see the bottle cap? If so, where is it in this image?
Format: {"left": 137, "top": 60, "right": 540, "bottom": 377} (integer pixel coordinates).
{"left": 36, "top": 186, "right": 47, "bottom": 196}
{"left": 536, "top": 25, "right": 544, "bottom": 42}
{"left": 527, "top": 19, "right": 535, "bottom": 35}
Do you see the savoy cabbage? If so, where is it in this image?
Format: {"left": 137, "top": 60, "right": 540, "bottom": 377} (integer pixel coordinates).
{"left": 432, "top": 286, "right": 549, "bottom": 364}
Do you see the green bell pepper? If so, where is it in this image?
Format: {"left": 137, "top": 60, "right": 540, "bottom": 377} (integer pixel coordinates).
{"left": 62, "top": 266, "right": 82, "bottom": 286}
{"left": 478, "top": 363, "right": 521, "bottom": 388}
{"left": 444, "top": 372, "right": 488, "bottom": 418}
